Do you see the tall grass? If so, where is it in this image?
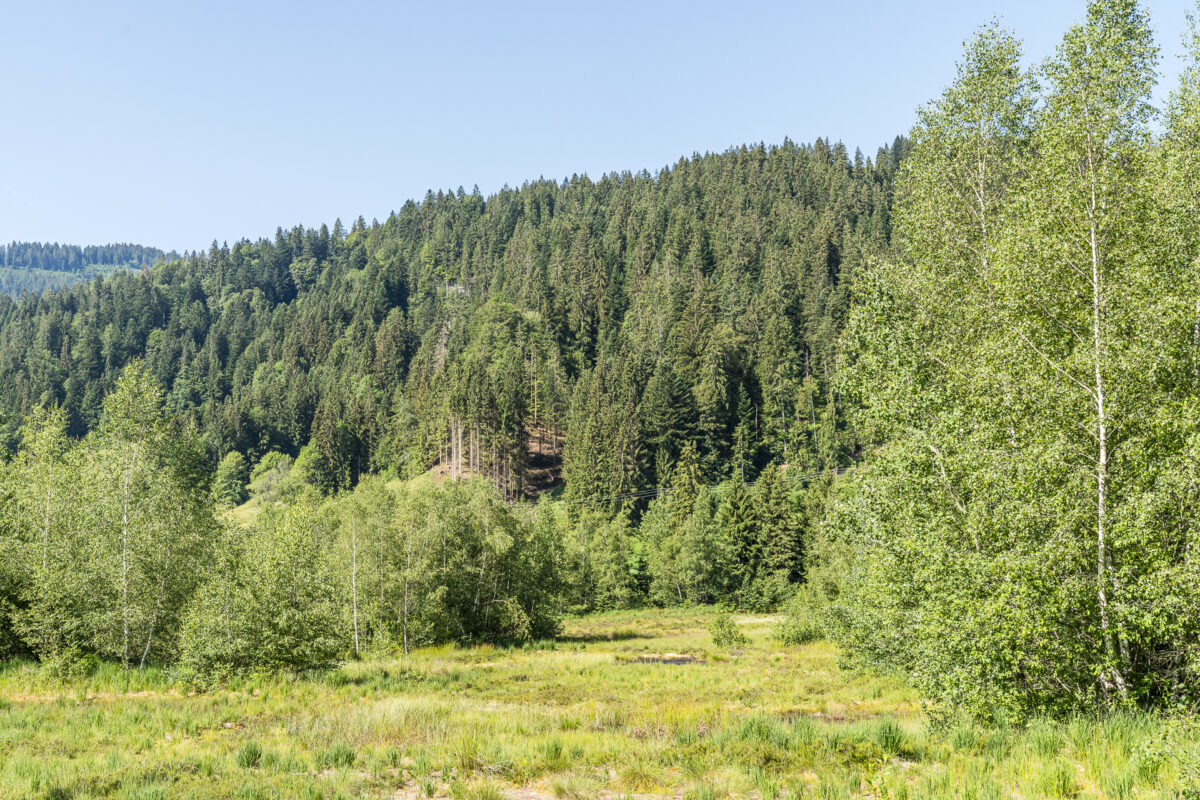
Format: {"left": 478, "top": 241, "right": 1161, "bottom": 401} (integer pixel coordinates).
{"left": 0, "top": 607, "right": 1192, "bottom": 799}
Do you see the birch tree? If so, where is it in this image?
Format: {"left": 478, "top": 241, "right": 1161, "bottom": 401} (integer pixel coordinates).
{"left": 6, "top": 407, "right": 85, "bottom": 659}
{"left": 179, "top": 503, "right": 342, "bottom": 678}
{"left": 89, "top": 360, "right": 213, "bottom": 667}
{"left": 0, "top": 460, "right": 18, "bottom": 658}
{"left": 1006, "top": 0, "right": 1159, "bottom": 699}
{"left": 839, "top": 21, "right": 1051, "bottom": 715}
{"left": 838, "top": 0, "right": 1200, "bottom": 715}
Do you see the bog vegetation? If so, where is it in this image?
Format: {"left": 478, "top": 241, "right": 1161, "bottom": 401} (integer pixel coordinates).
{"left": 2, "top": 611, "right": 1200, "bottom": 800}
{"left": 2, "top": 2, "right": 1200, "bottom": 796}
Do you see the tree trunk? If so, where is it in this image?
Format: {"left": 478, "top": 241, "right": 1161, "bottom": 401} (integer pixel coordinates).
{"left": 378, "top": 522, "right": 384, "bottom": 639}
{"left": 403, "top": 521, "right": 412, "bottom": 656}
{"left": 351, "top": 517, "right": 360, "bottom": 656}
{"left": 42, "top": 460, "right": 52, "bottom": 572}
{"left": 1088, "top": 163, "right": 1127, "bottom": 698}
{"left": 139, "top": 571, "right": 167, "bottom": 669}
{"left": 121, "top": 443, "right": 140, "bottom": 669}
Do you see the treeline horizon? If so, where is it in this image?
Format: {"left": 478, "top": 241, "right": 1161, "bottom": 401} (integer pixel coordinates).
{"left": 0, "top": 134, "right": 892, "bottom": 688}
{"left": 0, "top": 241, "right": 179, "bottom": 272}
{"left": 0, "top": 361, "right": 834, "bottom": 681}
{"left": 0, "top": 241, "right": 180, "bottom": 299}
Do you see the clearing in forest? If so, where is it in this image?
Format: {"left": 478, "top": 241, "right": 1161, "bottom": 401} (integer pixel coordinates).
{"left": 0, "top": 609, "right": 1190, "bottom": 799}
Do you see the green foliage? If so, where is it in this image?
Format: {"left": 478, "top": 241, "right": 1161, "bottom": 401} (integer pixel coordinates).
{"left": 0, "top": 141, "right": 891, "bottom": 657}
{"left": 1136, "top": 718, "right": 1200, "bottom": 797}
{"left": 0, "top": 241, "right": 174, "bottom": 298}
{"left": 0, "top": 365, "right": 215, "bottom": 669}
{"left": 753, "top": 464, "right": 799, "bottom": 581}
{"left": 708, "top": 613, "right": 748, "bottom": 648}
{"left": 10, "top": 5, "right": 1200, "bottom": 730}
{"left": 832, "top": 0, "right": 1200, "bottom": 718}
{"left": 0, "top": 141, "right": 893, "bottom": 505}
{"left": 642, "top": 485, "right": 727, "bottom": 607}
{"left": 569, "top": 512, "right": 644, "bottom": 612}
{"left": 40, "top": 647, "right": 100, "bottom": 681}
{"left": 179, "top": 504, "right": 342, "bottom": 678}
{"left": 212, "top": 451, "right": 249, "bottom": 509}
{"left": 247, "top": 451, "right": 294, "bottom": 502}
{"left": 773, "top": 586, "right": 824, "bottom": 646}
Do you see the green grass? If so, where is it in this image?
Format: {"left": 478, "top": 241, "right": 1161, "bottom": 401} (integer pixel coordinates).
{"left": 0, "top": 607, "right": 1195, "bottom": 799}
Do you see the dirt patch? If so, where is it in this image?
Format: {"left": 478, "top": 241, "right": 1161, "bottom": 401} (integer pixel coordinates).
{"left": 428, "top": 425, "right": 563, "bottom": 498}
{"left": 391, "top": 785, "right": 668, "bottom": 800}
{"left": 734, "top": 614, "right": 785, "bottom": 625}
{"left": 622, "top": 653, "right": 703, "bottom": 665}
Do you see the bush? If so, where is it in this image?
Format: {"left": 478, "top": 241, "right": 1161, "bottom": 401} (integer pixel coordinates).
{"left": 1136, "top": 719, "right": 1200, "bottom": 796}
{"left": 247, "top": 451, "right": 295, "bottom": 502}
{"left": 178, "top": 505, "right": 342, "bottom": 680}
{"left": 774, "top": 586, "right": 825, "bottom": 645}
{"left": 42, "top": 647, "right": 100, "bottom": 681}
{"left": 732, "top": 571, "right": 792, "bottom": 613}
{"left": 709, "top": 613, "right": 748, "bottom": 648}
{"left": 212, "top": 451, "right": 249, "bottom": 509}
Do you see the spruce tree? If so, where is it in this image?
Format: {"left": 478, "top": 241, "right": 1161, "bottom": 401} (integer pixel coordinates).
{"left": 755, "top": 463, "right": 799, "bottom": 580}
{"left": 718, "top": 480, "right": 758, "bottom": 595}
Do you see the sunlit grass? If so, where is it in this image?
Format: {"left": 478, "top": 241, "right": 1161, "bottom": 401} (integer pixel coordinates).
{"left": 0, "top": 607, "right": 1194, "bottom": 799}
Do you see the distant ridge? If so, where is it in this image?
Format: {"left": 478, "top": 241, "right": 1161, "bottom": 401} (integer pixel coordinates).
{"left": 0, "top": 241, "right": 179, "bottom": 298}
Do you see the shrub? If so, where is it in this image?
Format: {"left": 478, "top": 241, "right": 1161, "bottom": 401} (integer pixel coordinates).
{"left": 247, "top": 451, "right": 295, "bottom": 502}
{"left": 178, "top": 505, "right": 342, "bottom": 680}
{"left": 42, "top": 648, "right": 99, "bottom": 681}
{"left": 212, "top": 451, "right": 249, "bottom": 509}
{"left": 774, "top": 586, "right": 825, "bottom": 645}
{"left": 708, "top": 613, "right": 748, "bottom": 648}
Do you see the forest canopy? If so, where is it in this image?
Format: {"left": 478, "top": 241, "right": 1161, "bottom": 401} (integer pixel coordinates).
{"left": 0, "top": 138, "right": 900, "bottom": 498}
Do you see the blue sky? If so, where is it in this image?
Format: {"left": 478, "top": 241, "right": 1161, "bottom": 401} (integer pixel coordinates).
{"left": 1, "top": 0, "right": 1193, "bottom": 252}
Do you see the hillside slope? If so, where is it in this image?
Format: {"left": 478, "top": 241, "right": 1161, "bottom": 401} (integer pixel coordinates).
{"left": 0, "top": 139, "right": 904, "bottom": 500}
{"left": 0, "top": 241, "right": 177, "bottom": 298}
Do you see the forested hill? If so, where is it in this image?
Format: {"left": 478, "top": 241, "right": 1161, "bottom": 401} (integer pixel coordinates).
{"left": 0, "top": 241, "right": 180, "bottom": 298}
{"left": 0, "top": 138, "right": 905, "bottom": 499}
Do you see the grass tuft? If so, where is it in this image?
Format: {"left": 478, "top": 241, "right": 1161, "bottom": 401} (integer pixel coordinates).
{"left": 872, "top": 717, "right": 906, "bottom": 756}
{"left": 235, "top": 741, "right": 262, "bottom": 769}
{"left": 318, "top": 743, "right": 356, "bottom": 770}
{"left": 1035, "top": 760, "right": 1079, "bottom": 799}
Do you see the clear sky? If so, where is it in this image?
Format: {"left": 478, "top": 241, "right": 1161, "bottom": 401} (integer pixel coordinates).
{"left": 1, "top": 0, "right": 1194, "bottom": 253}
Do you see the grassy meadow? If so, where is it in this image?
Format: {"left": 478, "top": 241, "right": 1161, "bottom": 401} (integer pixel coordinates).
{"left": 0, "top": 608, "right": 1196, "bottom": 800}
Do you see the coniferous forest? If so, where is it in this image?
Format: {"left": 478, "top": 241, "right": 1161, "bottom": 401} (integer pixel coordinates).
{"left": 0, "top": 242, "right": 177, "bottom": 298}
{"left": 2, "top": 0, "right": 1200, "bottom": 760}
{"left": 0, "top": 137, "right": 891, "bottom": 675}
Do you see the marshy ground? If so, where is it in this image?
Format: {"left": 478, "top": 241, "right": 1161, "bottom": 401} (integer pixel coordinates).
{"left": 0, "top": 608, "right": 1193, "bottom": 799}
